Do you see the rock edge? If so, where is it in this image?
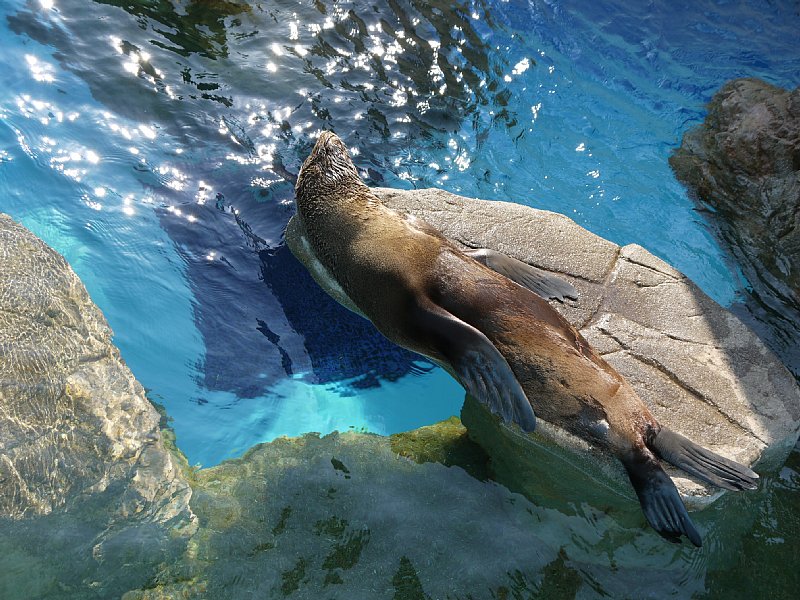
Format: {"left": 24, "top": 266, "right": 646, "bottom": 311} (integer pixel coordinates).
{"left": 372, "top": 186, "right": 800, "bottom": 506}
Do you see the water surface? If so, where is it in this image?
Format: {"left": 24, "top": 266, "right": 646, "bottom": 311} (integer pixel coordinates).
{"left": 0, "top": 0, "right": 798, "bottom": 597}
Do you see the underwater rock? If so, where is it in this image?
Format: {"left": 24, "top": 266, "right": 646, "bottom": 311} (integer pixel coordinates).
{"left": 2, "top": 208, "right": 798, "bottom": 598}
{"left": 374, "top": 186, "right": 800, "bottom": 507}
{"left": 122, "top": 430, "right": 724, "bottom": 599}
{"left": 0, "top": 213, "right": 195, "bottom": 595}
{"left": 0, "top": 213, "right": 193, "bottom": 522}
{"left": 669, "top": 78, "right": 800, "bottom": 376}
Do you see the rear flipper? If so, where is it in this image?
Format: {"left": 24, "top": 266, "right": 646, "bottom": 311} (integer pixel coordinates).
{"left": 463, "top": 248, "right": 578, "bottom": 302}
{"left": 622, "top": 449, "right": 703, "bottom": 547}
{"left": 650, "top": 427, "right": 759, "bottom": 491}
{"left": 411, "top": 300, "right": 536, "bottom": 432}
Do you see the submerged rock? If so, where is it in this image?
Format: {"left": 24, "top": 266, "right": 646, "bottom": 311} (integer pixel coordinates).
{"left": 372, "top": 187, "right": 800, "bottom": 507}
{"left": 2, "top": 198, "right": 800, "bottom": 598}
{"left": 0, "top": 213, "right": 196, "bottom": 597}
{"left": 123, "top": 429, "right": 701, "bottom": 599}
{"left": 0, "top": 213, "right": 193, "bottom": 523}
{"left": 669, "top": 78, "right": 800, "bottom": 376}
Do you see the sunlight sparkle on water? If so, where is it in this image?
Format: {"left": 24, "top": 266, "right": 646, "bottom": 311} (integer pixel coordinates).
{"left": 123, "top": 59, "right": 139, "bottom": 75}
{"left": 512, "top": 58, "right": 531, "bottom": 75}
{"left": 25, "top": 54, "right": 55, "bottom": 83}
{"left": 138, "top": 124, "right": 157, "bottom": 140}
{"left": 110, "top": 36, "right": 123, "bottom": 53}
{"left": 84, "top": 198, "right": 102, "bottom": 211}
{"left": 122, "top": 198, "right": 135, "bottom": 216}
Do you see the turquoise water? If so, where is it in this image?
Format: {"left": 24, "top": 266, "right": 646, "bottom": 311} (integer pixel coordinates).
{"left": 1, "top": 0, "right": 799, "bottom": 596}
{"left": 3, "top": 0, "right": 797, "bottom": 468}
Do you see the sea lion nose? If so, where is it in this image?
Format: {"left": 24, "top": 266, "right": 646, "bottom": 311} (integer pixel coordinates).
{"left": 314, "top": 131, "right": 349, "bottom": 162}
{"left": 317, "top": 130, "right": 339, "bottom": 148}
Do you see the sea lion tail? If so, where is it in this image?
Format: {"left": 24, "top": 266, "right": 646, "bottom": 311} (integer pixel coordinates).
{"left": 650, "top": 427, "right": 759, "bottom": 491}
{"left": 622, "top": 449, "right": 703, "bottom": 547}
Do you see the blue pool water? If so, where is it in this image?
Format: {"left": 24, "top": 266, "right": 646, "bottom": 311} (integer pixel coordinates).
{"left": 0, "top": 0, "right": 798, "bottom": 474}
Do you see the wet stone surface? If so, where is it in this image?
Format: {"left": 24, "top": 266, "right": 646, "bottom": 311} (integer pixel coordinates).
{"left": 374, "top": 187, "right": 800, "bottom": 504}
{"left": 3, "top": 203, "right": 800, "bottom": 598}
{"left": 670, "top": 78, "right": 800, "bottom": 378}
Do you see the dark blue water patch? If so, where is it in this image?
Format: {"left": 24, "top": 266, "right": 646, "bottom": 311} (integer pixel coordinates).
{"left": 503, "top": 0, "right": 800, "bottom": 100}
{"left": 154, "top": 170, "right": 427, "bottom": 398}
{"left": 260, "top": 243, "right": 434, "bottom": 389}
{"left": 155, "top": 199, "right": 289, "bottom": 398}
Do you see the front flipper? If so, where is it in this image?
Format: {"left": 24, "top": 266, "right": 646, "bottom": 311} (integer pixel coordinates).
{"left": 412, "top": 300, "right": 536, "bottom": 432}
{"left": 464, "top": 248, "right": 578, "bottom": 302}
{"left": 623, "top": 448, "right": 702, "bottom": 547}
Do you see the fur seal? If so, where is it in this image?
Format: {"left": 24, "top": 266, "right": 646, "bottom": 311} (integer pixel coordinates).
{"left": 288, "top": 131, "right": 758, "bottom": 546}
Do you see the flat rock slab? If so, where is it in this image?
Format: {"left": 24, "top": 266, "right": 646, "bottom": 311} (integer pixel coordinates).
{"left": 374, "top": 187, "right": 800, "bottom": 506}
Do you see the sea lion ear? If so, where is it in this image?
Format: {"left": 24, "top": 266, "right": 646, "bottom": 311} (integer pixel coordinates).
{"left": 463, "top": 248, "right": 578, "bottom": 302}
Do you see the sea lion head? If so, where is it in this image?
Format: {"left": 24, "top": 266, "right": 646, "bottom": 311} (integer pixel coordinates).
{"left": 295, "top": 131, "right": 367, "bottom": 206}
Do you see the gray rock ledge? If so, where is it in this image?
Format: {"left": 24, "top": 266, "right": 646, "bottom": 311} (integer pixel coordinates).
{"left": 374, "top": 186, "right": 800, "bottom": 506}
{"left": 0, "top": 213, "right": 194, "bottom": 524}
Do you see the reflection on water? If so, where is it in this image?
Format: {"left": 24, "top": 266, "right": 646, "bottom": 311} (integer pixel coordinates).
{"left": 703, "top": 447, "right": 800, "bottom": 597}
{"left": 98, "top": 0, "right": 252, "bottom": 60}
{"left": 1, "top": 0, "right": 799, "bottom": 596}
{"left": 10, "top": 0, "right": 520, "bottom": 163}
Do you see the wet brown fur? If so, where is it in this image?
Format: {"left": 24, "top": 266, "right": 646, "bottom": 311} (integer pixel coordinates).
{"left": 294, "top": 132, "right": 659, "bottom": 465}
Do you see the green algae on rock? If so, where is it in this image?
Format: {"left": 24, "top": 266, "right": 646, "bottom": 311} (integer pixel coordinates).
{"left": 137, "top": 432, "right": 567, "bottom": 598}
{"left": 389, "top": 416, "right": 490, "bottom": 481}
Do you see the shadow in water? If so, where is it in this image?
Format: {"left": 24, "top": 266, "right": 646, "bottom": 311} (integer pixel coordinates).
{"left": 261, "top": 243, "right": 433, "bottom": 389}
{"left": 700, "top": 204, "right": 800, "bottom": 382}
{"left": 155, "top": 184, "right": 426, "bottom": 399}
{"left": 95, "top": 0, "right": 252, "bottom": 60}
